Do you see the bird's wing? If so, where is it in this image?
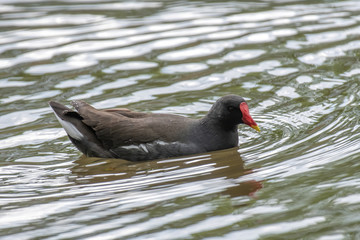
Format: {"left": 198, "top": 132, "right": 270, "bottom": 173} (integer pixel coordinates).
{"left": 71, "top": 100, "right": 192, "bottom": 149}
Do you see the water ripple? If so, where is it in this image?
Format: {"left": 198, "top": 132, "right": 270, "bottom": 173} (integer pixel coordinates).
{"left": 2, "top": 0, "right": 360, "bottom": 239}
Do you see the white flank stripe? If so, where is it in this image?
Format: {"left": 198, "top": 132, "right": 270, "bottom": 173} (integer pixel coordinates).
{"left": 139, "top": 143, "right": 149, "bottom": 153}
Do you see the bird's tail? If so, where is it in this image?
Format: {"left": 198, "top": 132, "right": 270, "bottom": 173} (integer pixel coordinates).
{"left": 49, "top": 101, "right": 112, "bottom": 158}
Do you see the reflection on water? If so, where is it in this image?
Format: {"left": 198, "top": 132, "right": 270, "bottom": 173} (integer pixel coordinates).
{"left": 72, "top": 148, "right": 262, "bottom": 199}
{"left": 1, "top": 0, "right": 360, "bottom": 239}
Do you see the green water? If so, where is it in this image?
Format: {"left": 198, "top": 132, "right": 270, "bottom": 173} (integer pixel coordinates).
{"left": 1, "top": 0, "right": 360, "bottom": 239}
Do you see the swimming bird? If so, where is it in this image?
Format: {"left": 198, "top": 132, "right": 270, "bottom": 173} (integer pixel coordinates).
{"left": 49, "top": 95, "right": 260, "bottom": 161}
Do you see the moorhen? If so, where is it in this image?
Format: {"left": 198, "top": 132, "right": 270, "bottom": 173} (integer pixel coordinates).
{"left": 49, "top": 95, "right": 260, "bottom": 161}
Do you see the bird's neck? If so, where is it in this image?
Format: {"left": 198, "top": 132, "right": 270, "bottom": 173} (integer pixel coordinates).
{"left": 195, "top": 116, "right": 239, "bottom": 151}
{"left": 200, "top": 114, "right": 238, "bottom": 132}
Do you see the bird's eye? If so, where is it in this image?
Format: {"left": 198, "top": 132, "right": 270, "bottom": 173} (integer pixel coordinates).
{"left": 227, "top": 106, "right": 235, "bottom": 111}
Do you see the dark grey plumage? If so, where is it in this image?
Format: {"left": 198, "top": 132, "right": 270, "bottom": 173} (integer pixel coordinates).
{"left": 49, "top": 95, "right": 259, "bottom": 161}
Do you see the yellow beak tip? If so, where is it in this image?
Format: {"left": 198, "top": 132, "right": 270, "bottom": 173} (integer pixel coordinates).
{"left": 251, "top": 125, "right": 261, "bottom": 132}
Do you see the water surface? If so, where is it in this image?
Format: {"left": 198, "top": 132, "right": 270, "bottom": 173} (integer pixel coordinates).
{"left": 1, "top": 0, "right": 360, "bottom": 239}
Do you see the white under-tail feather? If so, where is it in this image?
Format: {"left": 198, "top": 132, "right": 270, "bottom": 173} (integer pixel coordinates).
{"left": 54, "top": 114, "right": 84, "bottom": 140}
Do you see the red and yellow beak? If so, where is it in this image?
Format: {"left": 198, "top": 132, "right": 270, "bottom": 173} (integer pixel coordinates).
{"left": 251, "top": 125, "right": 260, "bottom": 132}
{"left": 240, "top": 102, "right": 260, "bottom": 132}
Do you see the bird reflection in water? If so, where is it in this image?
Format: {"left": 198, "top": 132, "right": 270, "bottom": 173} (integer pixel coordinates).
{"left": 71, "top": 147, "right": 262, "bottom": 198}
